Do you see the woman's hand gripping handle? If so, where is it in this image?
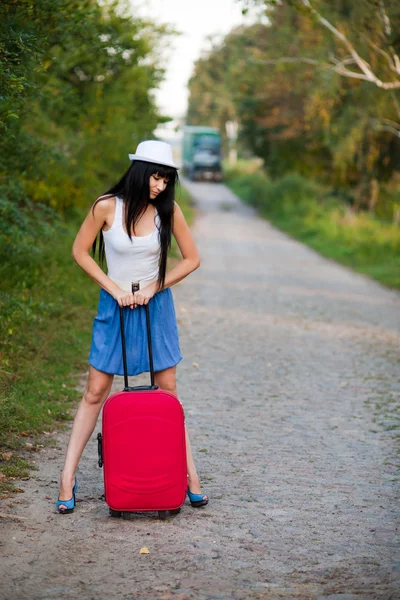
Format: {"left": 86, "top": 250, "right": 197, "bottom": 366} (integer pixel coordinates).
{"left": 113, "top": 281, "right": 156, "bottom": 309}
{"left": 131, "top": 281, "right": 156, "bottom": 306}
{"left": 113, "top": 288, "right": 136, "bottom": 309}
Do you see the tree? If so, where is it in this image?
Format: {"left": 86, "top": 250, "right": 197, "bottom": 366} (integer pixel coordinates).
{"left": 241, "top": 0, "right": 400, "bottom": 137}
{"left": 187, "top": 2, "right": 400, "bottom": 212}
{"left": 0, "top": 0, "right": 173, "bottom": 209}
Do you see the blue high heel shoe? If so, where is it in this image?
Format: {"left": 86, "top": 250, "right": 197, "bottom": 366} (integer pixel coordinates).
{"left": 56, "top": 478, "right": 78, "bottom": 514}
{"left": 187, "top": 487, "right": 209, "bottom": 508}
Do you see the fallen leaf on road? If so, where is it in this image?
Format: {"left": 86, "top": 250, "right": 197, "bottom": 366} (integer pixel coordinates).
{"left": 1, "top": 453, "right": 12, "bottom": 461}
{"left": 139, "top": 546, "right": 150, "bottom": 554}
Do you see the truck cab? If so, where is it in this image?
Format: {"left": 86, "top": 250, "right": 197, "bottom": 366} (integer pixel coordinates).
{"left": 182, "top": 126, "right": 223, "bottom": 182}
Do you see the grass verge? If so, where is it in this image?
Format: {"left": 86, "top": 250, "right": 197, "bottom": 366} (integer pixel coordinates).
{"left": 224, "top": 162, "right": 400, "bottom": 289}
{"left": 0, "top": 186, "right": 194, "bottom": 497}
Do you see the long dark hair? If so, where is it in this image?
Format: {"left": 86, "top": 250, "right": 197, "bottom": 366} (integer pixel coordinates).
{"left": 92, "top": 160, "right": 179, "bottom": 291}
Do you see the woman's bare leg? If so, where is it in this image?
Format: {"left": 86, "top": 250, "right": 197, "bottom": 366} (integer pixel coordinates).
{"left": 58, "top": 366, "right": 114, "bottom": 508}
{"left": 154, "top": 366, "right": 207, "bottom": 500}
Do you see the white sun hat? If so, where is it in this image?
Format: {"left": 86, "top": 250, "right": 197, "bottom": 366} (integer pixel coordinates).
{"left": 128, "top": 140, "right": 179, "bottom": 169}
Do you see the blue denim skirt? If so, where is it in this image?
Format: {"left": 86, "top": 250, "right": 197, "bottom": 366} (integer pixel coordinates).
{"left": 89, "top": 288, "right": 182, "bottom": 376}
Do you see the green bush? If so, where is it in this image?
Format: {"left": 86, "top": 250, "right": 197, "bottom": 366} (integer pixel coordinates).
{"left": 0, "top": 0, "right": 188, "bottom": 495}
{"left": 0, "top": 181, "right": 63, "bottom": 288}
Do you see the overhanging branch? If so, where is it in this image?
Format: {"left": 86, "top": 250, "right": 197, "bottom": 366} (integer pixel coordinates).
{"left": 300, "top": 0, "right": 400, "bottom": 90}
{"left": 372, "top": 119, "right": 400, "bottom": 138}
{"left": 249, "top": 56, "right": 400, "bottom": 88}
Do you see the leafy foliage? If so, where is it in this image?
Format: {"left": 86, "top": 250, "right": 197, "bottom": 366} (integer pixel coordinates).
{"left": 0, "top": 0, "right": 171, "bottom": 209}
{"left": 0, "top": 0, "right": 180, "bottom": 481}
{"left": 188, "top": 1, "right": 400, "bottom": 215}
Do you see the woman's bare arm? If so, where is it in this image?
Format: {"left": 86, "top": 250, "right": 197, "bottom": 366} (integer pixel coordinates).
{"left": 135, "top": 202, "right": 200, "bottom": 304}
{"left": 162, "top": 202, "right": 200, "bottom": 288}
{"left": 72, "top": 198, "right": 136, "bottom": 307}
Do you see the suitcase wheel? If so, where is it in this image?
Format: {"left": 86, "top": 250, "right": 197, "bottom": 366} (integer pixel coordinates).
{"left": 109, "top": 509, "right": 122, "bottom": 518}
{"left": 158, "top": 508, "right": 180, "bottom": 519}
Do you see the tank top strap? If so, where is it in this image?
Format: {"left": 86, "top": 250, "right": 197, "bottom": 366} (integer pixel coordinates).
{"left": 154, "top": 207, "right": 160, "bottom": 229}
{"left": 114, "top": 196, "right": 124, "bottom": 226}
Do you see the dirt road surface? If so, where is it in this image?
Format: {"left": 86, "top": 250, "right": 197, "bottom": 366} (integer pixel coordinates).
{"left": 1, "top": 181, "right": 400, "bottom": 600}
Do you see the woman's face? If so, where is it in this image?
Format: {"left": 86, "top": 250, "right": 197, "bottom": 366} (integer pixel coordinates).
{"left": 149, "top": 173, "right": 169, "bottom": 199}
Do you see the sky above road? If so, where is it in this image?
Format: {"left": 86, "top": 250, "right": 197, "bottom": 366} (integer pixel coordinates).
{"left": 131, "top": 0, "right": 259, "bottom": 123}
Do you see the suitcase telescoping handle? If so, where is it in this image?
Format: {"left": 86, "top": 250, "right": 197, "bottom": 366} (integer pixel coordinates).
{"left": 118, "top": 282, "right": 158, "bottom": 392}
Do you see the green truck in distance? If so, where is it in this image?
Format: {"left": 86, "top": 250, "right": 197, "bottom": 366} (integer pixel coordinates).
{"left": 182, "top": 126, "right": 223, "bottom": 182}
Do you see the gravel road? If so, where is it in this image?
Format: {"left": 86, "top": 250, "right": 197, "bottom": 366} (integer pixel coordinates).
{"left": 1, "top": 181, "right": 399, "bottom": 600}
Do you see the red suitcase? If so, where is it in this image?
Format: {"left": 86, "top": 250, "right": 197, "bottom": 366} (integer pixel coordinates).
{"left": 97, "top": 294, "right": 187, "bottom": 519}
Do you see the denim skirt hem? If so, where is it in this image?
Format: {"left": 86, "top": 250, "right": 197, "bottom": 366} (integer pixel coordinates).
{"left": 88, "top": 356, "right": 183, "bottom": 377}
{"left": 88, "top": 288, "right": 183, "bottom": 377}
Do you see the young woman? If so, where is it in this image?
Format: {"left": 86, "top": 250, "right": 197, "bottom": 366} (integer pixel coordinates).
{"left": 56, "top": 140, "right": 208, "bottom": 513}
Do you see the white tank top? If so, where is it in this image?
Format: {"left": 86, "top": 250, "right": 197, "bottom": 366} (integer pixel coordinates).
{"left": 103, "top": 196, "right": 161, "bottom": 291}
